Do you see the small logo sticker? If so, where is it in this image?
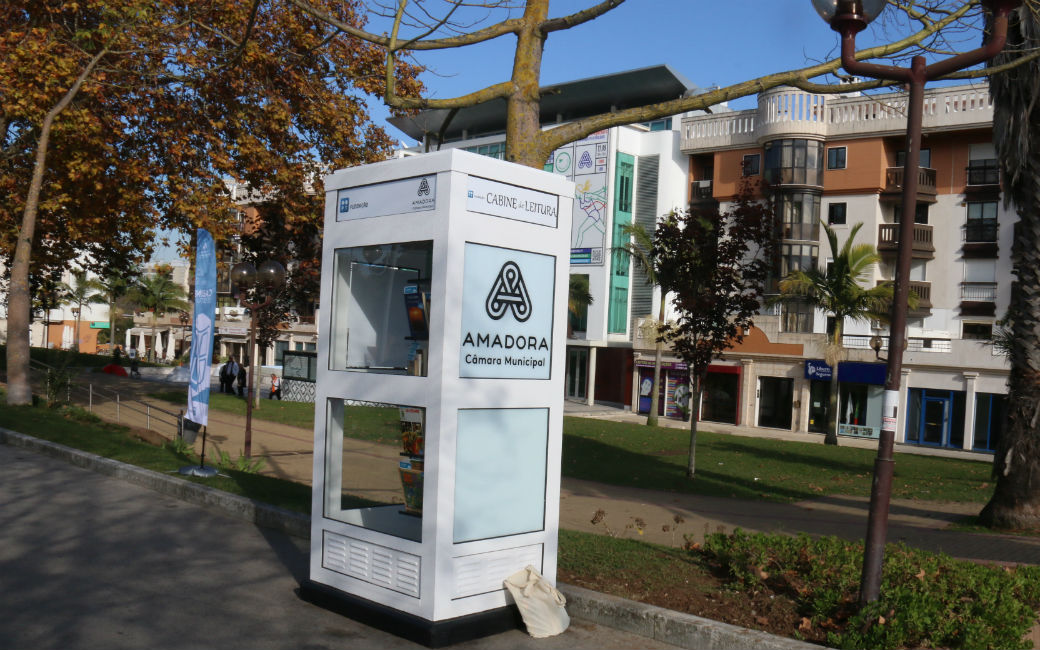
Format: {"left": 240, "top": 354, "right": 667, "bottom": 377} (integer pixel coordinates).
{"left": 339, "top": 197, "right": 350, "bottom": 213}
{"left": 418, "top": 178, "right": 431, "bottom": 196}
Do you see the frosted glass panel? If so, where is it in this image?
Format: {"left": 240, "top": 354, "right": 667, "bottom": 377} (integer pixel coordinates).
{"left": 454, "top": 408, "right": 547, "bottom": 543}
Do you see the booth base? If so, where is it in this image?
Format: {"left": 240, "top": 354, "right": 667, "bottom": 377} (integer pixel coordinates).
{"left": 298, "top": 579, "right": 522, "bottom": 648}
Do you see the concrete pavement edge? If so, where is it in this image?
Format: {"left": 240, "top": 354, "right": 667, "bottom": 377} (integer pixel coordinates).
{"left": 0, "top": 428, "right": 823, "bottom": 650}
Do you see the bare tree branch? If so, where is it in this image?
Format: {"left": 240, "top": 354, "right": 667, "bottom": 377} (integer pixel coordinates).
{"left": 540, "top": 0, "right": 625, "bottom": 34}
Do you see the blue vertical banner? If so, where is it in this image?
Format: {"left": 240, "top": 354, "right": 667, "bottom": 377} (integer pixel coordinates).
{"left": 185, "top": 229, "right": 216, "bottom": 427}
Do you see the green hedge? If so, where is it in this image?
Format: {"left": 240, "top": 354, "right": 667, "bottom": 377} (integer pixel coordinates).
{"left": 704, "top": 530, "right": 1040, "bottom": 649}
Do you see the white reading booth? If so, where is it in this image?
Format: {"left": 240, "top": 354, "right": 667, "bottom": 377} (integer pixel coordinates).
{"left": 300, "top": 149, "right": 572, "bottom": 646}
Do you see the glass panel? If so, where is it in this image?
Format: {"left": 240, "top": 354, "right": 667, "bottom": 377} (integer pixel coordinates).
{"left": 324, "top": 399, "right": 425, "bottom": 542}
{"left": 758, "top": 377, "right": 793, "bottom": 429}
{"left": 922, "top": 399, "right": 946, "bottom": 445}
{"left": 906, "top": 388, "right": 922, "bottom": 443}
{"left": 808, "top": 380, "right": 830, "bottom": 433}
{"left": 454, "top": 408, "right": 547, "bottom": 543}
{"left": 701, "top": 372, "right": 739, "bottom": 424}
{"left": 330, "top": 241, "right": 433, "bottom": 376}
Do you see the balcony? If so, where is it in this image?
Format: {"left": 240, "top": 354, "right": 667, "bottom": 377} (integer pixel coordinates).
{"left": 962, "top": 220, "right": 999, "bottom": 258}
{"left": 877, "top": 223, "right": 935, "bottom": 259}
{"left": 689, "top": 180, "right": 717, "bottom": 209}
{"left": 879, "top": 280, "right": 932, "bottom": 317}
{"left": 960, "top": 281, "right": 997, "bottom": 317}
{"left": 882, "top": 167, "right": 937, "bottom": 202}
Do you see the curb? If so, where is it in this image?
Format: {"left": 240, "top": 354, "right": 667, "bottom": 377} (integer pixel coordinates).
{"left": 1, "top": 429, "right": 823, "bottom": 650}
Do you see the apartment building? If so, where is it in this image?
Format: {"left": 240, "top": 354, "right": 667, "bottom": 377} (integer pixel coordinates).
{"left": 387, "top": 66, "right": 700, "bottom": 410}
{"left": 676, "top": 83, "right": 1010, "bottom": 454}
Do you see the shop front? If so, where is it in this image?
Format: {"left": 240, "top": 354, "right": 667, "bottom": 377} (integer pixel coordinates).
{"left": 634, "top": 359, "right": 690, "bottom": 420}
{"left": 804, "top": 360, "right": 886, "bottom": 440}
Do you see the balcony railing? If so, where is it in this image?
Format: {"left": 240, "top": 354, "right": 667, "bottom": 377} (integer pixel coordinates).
{"left": 682, "top": 85, "right": 994, "bottom": 153}
{"left": 964, "top": 220, "right": 998, "bottom": 243}
{"left": 689, "top": 180, "right": 714, "bottom": 200}
{"left": 884, "top": 167, "right": 937, "bottom": 195}
{"left": 960, "top": 282, "right": 998, "bottom": 302}
{"left": 967, "top": 160, "right": 999, "bottom": 185}
{"left": 878, "top": 280, "right": 932, "bottom": 310}
{"left": 843, "top": 334, "right": 951, "bottom": 353}
{"left": 877, "top": 223, "right": 935, "bottom": 257}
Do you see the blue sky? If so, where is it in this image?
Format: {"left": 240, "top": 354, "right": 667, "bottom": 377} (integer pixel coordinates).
{"left": 152, "top": 1, "right": 989, "bottom": 262}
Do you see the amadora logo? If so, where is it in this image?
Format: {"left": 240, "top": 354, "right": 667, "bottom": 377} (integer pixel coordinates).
{"left": 485, "top": 261, "right": 531, "bottom": 322}
{"left": 418, "top": 178, "right": 431, "bottom": 196}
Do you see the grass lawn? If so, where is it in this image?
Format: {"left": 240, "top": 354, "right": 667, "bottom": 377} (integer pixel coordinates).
{"left": 148, "top": 388, "right": 994, "bottom": 504}
{"left": 562, "top": 417, "right": 994, "bottom": 504}
{"left": 3, "top": 396, "right": 1035, "bottom": 649}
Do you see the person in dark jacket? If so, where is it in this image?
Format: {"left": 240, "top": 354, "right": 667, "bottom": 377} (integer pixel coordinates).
{"left": 237, "top": 358, "right": 248, "bottom": 397}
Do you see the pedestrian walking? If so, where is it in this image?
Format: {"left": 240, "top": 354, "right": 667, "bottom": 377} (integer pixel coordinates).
{"left": 269, "top": 373, "right": 281, "bottom": 400}
{"left": 129, "top": 355, "right": 141, "bottom": 379}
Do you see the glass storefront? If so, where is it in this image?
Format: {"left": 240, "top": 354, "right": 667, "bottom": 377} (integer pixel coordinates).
{"left": 906, "top": 388, "right": 967, "bottom": 448}
{"left": 702, "top": 369, "right": 740, "bottom": 425}
{"left": 758, "top": 376, "right": 793, "bottom": 429}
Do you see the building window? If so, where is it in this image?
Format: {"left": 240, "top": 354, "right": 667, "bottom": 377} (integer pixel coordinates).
{"left": 464, "top": 142, "right": 506, "bottom": 160}
{"left": 742, "top": 154, "right": 761, "bottom": 177}
{"left": 967, "top": 159, "right": 999, "bottom": 185}
{"left": 780, "top": 299, "right": 813, "bottom": 333}
{"left": 568, "top": 274, "right": 590, "bottom": 333}
{"left": 827, "top": 202, "right": 847, "bottom": 225}
{"left": 781, "top": 242, "right": 818, "bottom": 276}
{"left": 827, "top": 147, "right": 847, "bottom": 170}
{"left": 965, "top": 201, "right": 998, "bottom": 242}
{"left": 973, "top": 392, "right": 1007, "bottom": 451}
{"left": 763, "top": 139, "right": 824, "bottom": 186}
{"left": 275, "top": 340, "right": 289, "bottom": 365}
{"left": 896, "top": 148, "right": 931, "bottom": 169}
{"left": 643, "top": 117, "right": 672, "bottom": 131}
{"left": 894, "top": 203, "right": 929, "bottom": 224}
{"left": 777, "top": 192, "right": 821, "bottom": 241}
{"left": 962, "top": 322, "right": 993, "bottom": 340}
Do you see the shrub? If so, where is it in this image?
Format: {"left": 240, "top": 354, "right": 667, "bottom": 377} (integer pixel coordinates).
{"left": 703, "top": 530, "right": 1040, "bottom": 649}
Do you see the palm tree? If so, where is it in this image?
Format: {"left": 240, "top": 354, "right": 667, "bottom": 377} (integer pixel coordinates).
{"left": 772, "top": 222, "right": 893, "bottom": 446}
{"left": 979, "top": 5, "right": 1040, "bottom": 529}
{"left": 97, "top": 268, "right": 138, "bottom": 353}
{"left": 130, "top": 270, "right": 189, "bottom": 362}
{"left": 57, "top": 269, "right": 106, "bottom": 352}
{"left": 614, "top": 222, "right": 667, "bottom": 426}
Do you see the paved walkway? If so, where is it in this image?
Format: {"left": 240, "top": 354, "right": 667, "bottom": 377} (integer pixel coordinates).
{"left": 0, "top": 443, "right": 680, "bottom": 650}
{"left": 62, "top": 371, "right": 1040, "bottom": 565}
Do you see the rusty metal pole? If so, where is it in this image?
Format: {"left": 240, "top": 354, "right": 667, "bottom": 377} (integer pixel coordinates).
{"left": 828, "top": 0, "right": 1017, "bottom": 605}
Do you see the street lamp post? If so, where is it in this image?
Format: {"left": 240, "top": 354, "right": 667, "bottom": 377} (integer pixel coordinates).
{"left": 230, "top": 259, "right": 286, "bottom": 458}
{"left": 812, "top": 0, "right": 1019, "bottom": 605}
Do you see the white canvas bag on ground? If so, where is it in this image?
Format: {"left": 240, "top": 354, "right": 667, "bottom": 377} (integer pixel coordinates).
{"left": 503, "top": 565, "right": 570, "bottom": 638}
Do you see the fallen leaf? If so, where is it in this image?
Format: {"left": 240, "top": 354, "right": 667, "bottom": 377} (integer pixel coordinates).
{"left": 915, "top": 568, "right": 926, "bottom": 580}
{"left": 799, "top": 617, "right": 812, "bottom": 632}
{"left": 755, "top": 616, "right": 769, "bottom": 626}
{"left": 759, "top": 569, "right": 770, "bottom": 580}
{"left": 878, "top": 615, "right": 887, "bottom": 625}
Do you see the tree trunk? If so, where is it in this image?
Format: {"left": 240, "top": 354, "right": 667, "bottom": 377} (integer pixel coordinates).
{"left": 505, "top": 0, "right": 549, "bottom": 168}
{"left": 979, "top": 139, "right": 1040, "bottom": 528}
{"left": 686, "top": 371, "right": 704, "bottom": 478}
{"left": 826, "top": 366, "right": 840, "bottom": 445}
{"left": 647, "top": 295, "right": 666, "bottom": 427}
{"left": 73, "top": 304, "right": 82, "bottom": 352}
{"left": 5, "top": 49, "right": 107, "bottom": 405}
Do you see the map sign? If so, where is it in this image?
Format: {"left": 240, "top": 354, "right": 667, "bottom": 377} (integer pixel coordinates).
{"left": 546, "top": 130, "right": 609, "bottom": 265}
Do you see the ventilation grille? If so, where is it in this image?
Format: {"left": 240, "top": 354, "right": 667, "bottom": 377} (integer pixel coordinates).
{"left": 452, "top": 545, "right": 543, "bottom": 599}
{"left": 323, "top": 532, "right": 421, "bottom": 598}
